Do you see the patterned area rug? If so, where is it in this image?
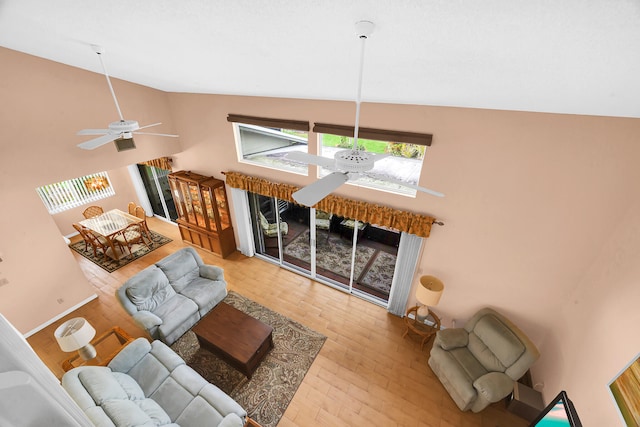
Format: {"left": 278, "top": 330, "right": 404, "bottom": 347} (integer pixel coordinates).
{"left": 360, "top": 251, "right": 397, "bottom": 295}
{"left": 283, "top": 230, "right": 375, "bottom": 279}
{"left": 171, "top": 291, "right": 326, "bottom": 427}
{"left": 69, "top": 231, "right": 172, "bottom": 273}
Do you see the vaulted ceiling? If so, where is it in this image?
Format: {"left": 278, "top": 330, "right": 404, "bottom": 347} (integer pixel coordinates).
{"left": 2, "top": 0, "right": 640, "bottom": 118}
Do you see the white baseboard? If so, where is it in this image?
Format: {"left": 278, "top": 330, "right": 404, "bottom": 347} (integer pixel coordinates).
{"left": 23, "top": 294, "right": 98, "bottom": 338}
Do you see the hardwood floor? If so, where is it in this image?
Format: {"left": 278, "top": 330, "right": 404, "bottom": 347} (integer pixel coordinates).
{"left": 28, "top": 217, "right": 527, "bottom": 427}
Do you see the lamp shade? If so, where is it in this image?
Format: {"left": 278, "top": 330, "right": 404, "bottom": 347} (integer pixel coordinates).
{"left": 415, "top": 275, "right": 444, "bottom": 307}
{"left": 54, "top": 317, "right": 96, "bottom": 352}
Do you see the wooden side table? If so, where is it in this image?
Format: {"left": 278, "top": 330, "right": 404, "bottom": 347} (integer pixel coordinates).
{"left": 402, "top": 306, "right": 441, "bottom": 350}
{"left": 61, "top": 326, "right": 134, "bottom": 372}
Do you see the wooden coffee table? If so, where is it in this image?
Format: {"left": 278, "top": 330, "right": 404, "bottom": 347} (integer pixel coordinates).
{"left": 192, "top": 302, "right": 273, "bottom": 379}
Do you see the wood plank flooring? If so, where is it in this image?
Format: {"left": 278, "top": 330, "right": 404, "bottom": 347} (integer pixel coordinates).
{"left": 27, "top": 217, "right": 527, "bottom": 427}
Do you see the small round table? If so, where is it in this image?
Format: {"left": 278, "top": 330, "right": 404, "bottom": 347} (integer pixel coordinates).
{"left": 402, "top": 306, "right": 441, "bottom": 350}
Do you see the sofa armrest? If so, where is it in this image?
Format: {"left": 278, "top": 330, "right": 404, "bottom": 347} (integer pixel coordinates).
{"left": 473, "top": 372, "right": 514, "bottom": 402}
{"left": 436, "top": 328, "right": 469, "bottom": 350}
{"left": 199, "top": 264, "right": 225, "bottom": 282}
{"left": 132, "top": 311, "right": 163, "bottom": 330}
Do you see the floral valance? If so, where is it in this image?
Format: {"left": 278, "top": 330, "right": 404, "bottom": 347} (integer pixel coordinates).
{"left": 224, "top": 171, "right": 440, "bottom": 238}
{"left": 139, "top": 157, "right": 172, "bottom": 171}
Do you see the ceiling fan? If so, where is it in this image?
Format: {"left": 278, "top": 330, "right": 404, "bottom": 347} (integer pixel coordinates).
{"left": 286, "top": 21, "right": 444, "bottom": 207}
{"left": 76, "top": 45, "right": 179, "bottom": 150}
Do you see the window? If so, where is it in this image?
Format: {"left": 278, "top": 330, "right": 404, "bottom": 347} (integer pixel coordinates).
{"left": 36, "top": 171, "right": 115, "bottom": 214}
{"left": 228, "top": 114, "right": 309, "bottom": 174}
{"left": 314, "top": 123, "right": 432, "bottom": 196}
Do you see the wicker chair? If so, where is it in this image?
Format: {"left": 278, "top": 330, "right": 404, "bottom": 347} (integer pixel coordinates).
{"left": 114, "top": 223, "right": 150, "bottom": 257}
{"left": 127, "top": 201, "right": 137, "bottom": 215}
{"left": 73, "top": 223, "right": 110, "bottom": 261}
{"left": 315, "top": 210, "right": 332, "bottom": 242}
{"left": 134, "top": 205, "right": 152, "bottom": 244}
{"left": 82, "top": 205, "right": 104, "bottom": 219}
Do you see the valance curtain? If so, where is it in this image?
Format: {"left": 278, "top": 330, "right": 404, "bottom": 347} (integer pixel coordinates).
{"left": 139, "top": 157, "right": 172, "bottom": 171}
{"left": 312, "top": 123, "right": 432, "bottom": 146}
{"left": 227, "top": 114, "right": 310, "bottom": 131}
{"left": 224, "top": 171, "right": 437, "bottom": 238}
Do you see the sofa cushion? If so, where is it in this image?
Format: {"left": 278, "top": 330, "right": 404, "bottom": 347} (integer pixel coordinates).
{"left": 176, "top": 396, "right": 226, "bottom": 426}
{"left": 467, "top": 333, "right": 506, "bottom": 373}
{"left": 78, "top": 368, "right": 129, "bottom": 404}
{"left": 101, "top": 398, "right": 172, "bottom": 426}
{"left": 156, "top": 249, "right": 200, "bottom": 292}
{"left": 180, "top": 277, "right": 227, "bottom": 315}
{"left": 472, "top": 315, "right": 525, "bottom": 368}
{"left": 125, "top": 268, "right": 176, "bottom": 312}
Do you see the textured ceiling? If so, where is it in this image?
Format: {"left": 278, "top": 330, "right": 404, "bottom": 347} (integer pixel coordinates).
{"left": 2, "top": 0, "right": 640, "bottom": 118}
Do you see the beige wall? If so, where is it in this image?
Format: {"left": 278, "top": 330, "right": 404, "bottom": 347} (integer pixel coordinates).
{"left": 0, "top": 47, "right": 180, "bottom": 333}
{"left": 1, "top": 46, "right": 639, "bottom": 424}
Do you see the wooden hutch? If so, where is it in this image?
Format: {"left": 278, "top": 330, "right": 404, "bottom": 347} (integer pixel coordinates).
{"left": 168, "top": 170, "right": 235, "bottom": 258}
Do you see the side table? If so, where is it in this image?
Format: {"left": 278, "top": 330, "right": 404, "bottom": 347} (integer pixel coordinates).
{"left": 402, "top": 306, "right": 441, "bottom": 350}
{"left": 62, "top": 326, "right": 134, "bottom": 372}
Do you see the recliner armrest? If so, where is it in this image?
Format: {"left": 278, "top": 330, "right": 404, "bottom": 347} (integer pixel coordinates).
{"left": 473, "top": 372, "right": 514, "bottom": 402}
{"left": 199, "top": 265, "right": 225, "bottom": 282}
{"left": 133, "top": 310, "right": 163, "bottom": 329}
{"left": 436, "top": 328, "right": 469, "bottom": 350}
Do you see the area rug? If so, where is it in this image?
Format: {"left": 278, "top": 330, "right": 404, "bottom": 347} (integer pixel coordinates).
{"left": 283, "top": 230, "right": 375, "bottom": 279}
{"left": 359, "top": 250, "right": 397, "bottom": 295}
{"left": 69, "top": 231, "right": 172, "bottom": 273}
{"left": 171, "top": 291, "right": 326, "bottom": 427}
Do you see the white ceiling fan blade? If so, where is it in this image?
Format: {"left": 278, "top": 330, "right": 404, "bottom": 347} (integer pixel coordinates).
{"left": 292, "top": 172, "right": 349, "bottom": 206}
{"left": 137, "top": 122, "right": 162, "bottom": 131}
{"left": 285, "top": 151, "right": 335, "bottom": 168}
{"left": 361, "top": 173, "right": 445, "bottom": 197}
{"left": 77, "top": 128, "right": 109, "bottom": 136}
{"left": 77, "top": 133, "right": 120, "bottom": 150}
{"left": 134, "top": 132, "right": 179, "bottom": 137}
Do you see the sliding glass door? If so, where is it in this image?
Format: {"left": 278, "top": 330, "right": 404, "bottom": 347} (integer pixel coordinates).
{"left": 248, "top": 192, "right": 398, "bottom": 304}
{"left": 137, "top": 165, "right": 177, "bottom": 222}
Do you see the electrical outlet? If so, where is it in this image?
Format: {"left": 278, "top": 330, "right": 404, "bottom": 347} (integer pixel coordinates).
{"left": 451, "top": 318, "right": 456, "bottom": 328}
{"left": 57, "top": 298, "right": 64, "bottom": 304}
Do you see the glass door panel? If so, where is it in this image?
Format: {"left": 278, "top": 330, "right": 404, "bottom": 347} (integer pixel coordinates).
{"left": 352, "top": 222, "right": 399, "bottom": 303}
{"left": 136, "top": 165, "right": 177, "bottom": 221}
{"left": 281, "top": 202, "right": 311, "bottom": 275}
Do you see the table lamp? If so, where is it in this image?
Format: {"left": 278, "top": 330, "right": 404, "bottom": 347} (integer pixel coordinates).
{"left": 54, "top": 317, "right": 97, "bottom": 360}
{"left": 415, "top": 275, "right": 444, "bottom": 321}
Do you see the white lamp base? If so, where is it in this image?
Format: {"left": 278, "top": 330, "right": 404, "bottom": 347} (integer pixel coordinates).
{"left": 416, "top": 305, "right": 430, "bottom": 321}
{"left": 78, "top": 344, "right": 97, "bottom": 361}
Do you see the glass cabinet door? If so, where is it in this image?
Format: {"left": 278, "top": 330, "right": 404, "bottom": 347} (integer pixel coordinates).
{"left": 188, "top": 182, "right": 206, "bottom": 228}
{"left": 214, "top": 186, "right": 231, "bottom": 230}
{"left": 180, "top": 181, "right": 196, "bottom": 224}
{"left": 201, "top": 186, "right": 217, "bottom": 231}
{"left": 169, "top": 179, "right": 185, "bottom": 219}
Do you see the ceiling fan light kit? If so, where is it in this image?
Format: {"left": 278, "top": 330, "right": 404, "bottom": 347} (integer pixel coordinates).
{"left": 76, "top": 45, "right": 179, "bottom": 150}
{"left": 288, "top": 21, "right": 444, "bottom": 206}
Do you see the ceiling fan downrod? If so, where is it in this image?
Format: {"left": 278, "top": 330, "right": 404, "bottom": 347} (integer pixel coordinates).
{"left": 352, "top": 20, "right": 374, "bottom": 152}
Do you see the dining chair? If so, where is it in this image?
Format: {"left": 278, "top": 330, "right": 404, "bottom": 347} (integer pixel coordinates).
{"left": 134, "top": 205, "right": 152, "bottom": 244}
{"left": 73, "top": 223, "right": 110, "bottom": 261}
{"left": 127, "top": 202, "right": 137, "bottom": 215}
{"left": 82, "top": 205, "right": 104, "bottom": 219}
{"left": 114, "top": 223, "right": 150, "bottom": 257}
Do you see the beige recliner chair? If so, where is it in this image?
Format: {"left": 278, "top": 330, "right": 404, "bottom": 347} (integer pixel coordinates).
{"left": 428, "top": 307, "right": 539, "bottom": 413}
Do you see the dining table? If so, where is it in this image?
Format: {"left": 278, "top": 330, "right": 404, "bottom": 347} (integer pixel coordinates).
{"left": 78, "top": 209, "right": 144, "bottom": 261}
